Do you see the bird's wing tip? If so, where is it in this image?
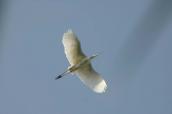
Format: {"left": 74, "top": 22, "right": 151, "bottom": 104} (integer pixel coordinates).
{"left": 95, "top": 86, "right": 107, "bottom": 93}
{"left": 94, "top": 80, "right": 107, "bottom": 93}
{"left": 66, "top": 29, "right": 73, "bottom": 33}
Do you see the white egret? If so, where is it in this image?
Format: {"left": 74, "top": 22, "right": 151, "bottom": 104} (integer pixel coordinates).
{"left": 55, "top": 30, "right": 107, "bottom": 93}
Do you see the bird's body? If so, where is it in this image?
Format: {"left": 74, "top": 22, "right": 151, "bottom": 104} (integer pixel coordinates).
{"left": 56, "top": 30, "right": 107, "bottom": 93}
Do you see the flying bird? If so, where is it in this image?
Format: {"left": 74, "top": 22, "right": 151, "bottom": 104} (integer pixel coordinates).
{"left": 55, "top": 30, "right": 107, "bottom": 93}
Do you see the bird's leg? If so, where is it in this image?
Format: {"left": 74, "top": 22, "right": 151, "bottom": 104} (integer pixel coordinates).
{"left": 55, "top": 70, "right": 70, "bottom": 80}
{"left": 68, "top": 64, "right": 82, "bottom": 73}
{"left": 67, "top": 66, "right": 74, "bottom": 75}
{"left": 56, "top": 57, "right": 95, "bottom": 80}
{"left": 55, "top": 65, "right": 77, "bottom": 80}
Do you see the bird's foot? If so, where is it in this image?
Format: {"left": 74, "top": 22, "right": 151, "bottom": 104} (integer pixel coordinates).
{"left": 55, "top": 75, "right": 62, "bottom": 80}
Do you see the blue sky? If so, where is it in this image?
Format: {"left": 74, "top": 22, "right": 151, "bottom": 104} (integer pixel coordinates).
{"left": 1, "top": 0, "right": 172, "bottom": 114}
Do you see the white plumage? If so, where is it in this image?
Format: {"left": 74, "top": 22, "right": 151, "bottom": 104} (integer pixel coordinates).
{"left": 57, "top": 29, "right": 107, "bottom": 93}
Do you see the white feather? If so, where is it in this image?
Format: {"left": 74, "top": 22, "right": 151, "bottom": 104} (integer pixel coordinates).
{"left": 62, "top": 30, "right": 86, "bottom": 66}
{"left": 62, "top": 30, "right": 107, "bottom": 93}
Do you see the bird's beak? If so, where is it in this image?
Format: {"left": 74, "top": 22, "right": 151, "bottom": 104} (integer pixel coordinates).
{"left": 90, "top": 54, "right": 99, "bottom": 60}
{"left": 93, "top": 54, "right": 99, "bottom": 57}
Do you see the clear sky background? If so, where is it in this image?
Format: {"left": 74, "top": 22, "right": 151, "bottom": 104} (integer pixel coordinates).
{"left": 1, "top": 0, "right": 172, "bottom": 114}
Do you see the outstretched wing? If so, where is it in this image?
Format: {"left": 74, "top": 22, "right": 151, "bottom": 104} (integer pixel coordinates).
{"left": 62, "top": 30, "right": 86, "bottom": 66}
{"left": 75, "top": 64, "right": 107, "bottom": 93}
{"left": 62, "top": 30, "right": 107, "bottom": 93}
